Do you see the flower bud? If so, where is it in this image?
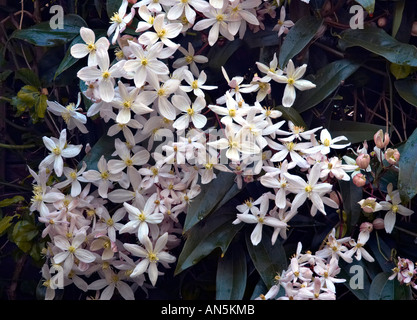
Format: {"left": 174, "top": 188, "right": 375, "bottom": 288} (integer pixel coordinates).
{"left": 374, "top": 129, "right": 390, "bottom": 149}
{"left": 377, "top": 17, "right": 387, "bottom": 28}
{"left": 356, "top": 154, "right": 370, "bottom": 170}
{"left": 373, "top": 218, "right": 385, "bottom": 230}
{"left": 329, "top": 191, "right": 341, "bottom": 206}
{"left": 127, "top": 0, "right": 137, "bottom": 3}
{"left": 360, "top": 222, "right": 373, "bottom": 233}
{"left": 353, "top": 173, "right": 366, "bottom": 187}
{"left": 412, "top": 21, "right": 417, "bottom": 37}
{"left": 385, "top": 148, "right": 400, "bottom": 165}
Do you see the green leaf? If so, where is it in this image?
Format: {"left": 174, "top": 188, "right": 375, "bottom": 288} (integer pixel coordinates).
{"left": 11, "top": 14, "right": 87, "bottom": 47}
{"left": 369, "top": 272, "right": 412, "bottom": 300}
{"left": 339, "top": 259, "right": 371, "bottom": 300}
{"left": 292, "top": 59, "right": 361, "bottom": 113}
{"left": 0, "top": 196, "right": 25, "bottom": 208}
{"left": 80, "top": 133, "right": 117, "bottom": 171}
{"left": 338, "top": 25, "right": 417, "bottom": 67}
{"left": 11, "top": 220, "right": 39, "bottom": 253}
{"left": 245, "top": 228, "right": 287, "bottom": 288}
{"left": 174, "top": 205, "right": 244, "bottom": 276}
{"left": 243, "top": 30, "right": 279, "bottom": 49}
{"left": 35, "top": 92, "right": 48, "bottom": 119}
{"left": 15, "top": 68, "right": 41, "bottom": 88}
{"left": 184, "top": 171, "right": 237, "bottom": 232}
{"left": 392, "top": 0, "right": 405, "bottom": 38}
{"left": 278, "top": 15, "right": 323, "bottom": 68}
{"left": 106, "top": 0, "right": 123, "bottom": 18}
{"left": 216, "top": 243, "right": 247, "bottom": 300}
{"left": 328, "top": 120, "right": 386, "bottom": 144}
{"left": 398, "top": 127, "right": 417, "bottom": 202}
{"left": 207, "top": 39, "right": 243, "bottom": 70}
{"left": 0, "top": 214, "right": 18, "bottom": 235}
{"left": 54, "top": 35, "right": 83, "bottom": 79}
{"left": 338, "top": 179, "right": 363, "bottom": 232}
{"left": 355, "top": 0, "right": 375, "bottom": 14}
{"left": 274, "top": 105, "right": 307, "bottom": 128}
{"left": 394, "top": 79, "right": 417, "bottom": 108}
{"left": 390, "top": 63, "right": 411, "bottom": 80}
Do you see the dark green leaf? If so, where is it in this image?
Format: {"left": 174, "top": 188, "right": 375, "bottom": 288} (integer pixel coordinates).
{"left": 338, "top": 25, "right": 417, "bottom": 67}
{"left": 339, "top": 259, "right": 371, "bottom": 300}
{"left": 184, "top": 171, "right": 237, "bottom": 232}
{"left": 369, "top": 272, "right": 412, "bottom": 300}
{"left": 15, "top": 68, "right": 41, "bottom": 88}
{"left": 392, "top": 0, "right": 405, "bottom": 38}
{"left": 338, "top": 179, "right": 363, "bottom": 232}
{"left": 274, "top": 105, "right": 307, "bottom": 128}
{"left": 328, "top": 120, "right": 386, "bottom": 144}
{"left": 292, "top": 59, "right": 360, "bottom": 113}
{"left": 395, "top": 79, "right": 417, "bottom": 108}
{"left": 245, "top": 228, "right": 287, "bottom": 288}
{"left": 106, "top": 0, "right": 123, "bottom": 18}
{"left": 11, "top": 220, "right": 39, "bottom": 253}
{"left": 11, "top": 14, "right": 87, "bottom": 47}
{"left": 243, "top": 30, "right": 279, "bottom": 49}
{"left": 278, "top": 15, "right": 323, "bottom": 68}
{"left": 216, "top": 243, "right": 247, "bottom": 300}
{"left": 398, "top": 127, "right": 417, "bottom": 202}
{"left": 0, "top": 196, "right": 25, "bottom": 208}
{"left": 80, "top": 134, "right": 117, "bottom": 171}
{"left": 0, "top": 214, "right": 18, "bottom": 235}
{"left": 54, "top": 35, "right": 83, "bottom": 79}
{"left": 174, "top": 206, "right": 244, "bottom": 276}
{"left": 207, "top": 39, "right": 243, "bottom": 70}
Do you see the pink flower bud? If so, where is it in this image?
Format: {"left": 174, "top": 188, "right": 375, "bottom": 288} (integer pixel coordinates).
{"left": 329, "top": 191, "right": 341, "bottom": 206}
{"left": 374, "top": 129, "right": 390, "bottom": 149}
{"left": 378, "top": 17, "right": 387, "bottom": 28}
{"left": 373, "top": 218, "right": 385, "bottom": 230}
{"left": 127, "top": 0, "right": 137, "bottom": 3}
{"left": 353, "top": 173, "right": 366, "bottom": 187}
{"left": 358, "top": 197, "right": 382, "bottom": 213}
{"left": 412, "top": 21, "right": 417, "bottom": 37}
{"left": 356, "top": 154, "right": 370, "bottom": 169}
{"left": 385, "top": 148, "right": 400, "bottom": 165}
{"left": 360, "top": 222, "right": 373, "bottom": 233}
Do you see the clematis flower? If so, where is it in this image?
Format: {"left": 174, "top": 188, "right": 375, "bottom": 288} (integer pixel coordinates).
{"left": 172, "top": 42, "right": 209, "bottom": 77}
{"left": 269, "top": 59, "right": 316, "bottom": 108}
{"left": 166, "top": 0, "right": 210, "bottom": 24}
{"left": 119, "top": 193, "right": 164, "bottom": 241}
{"left": 179, "top": 69, "right": 217, "bottom": 97}
{"left": 123, "top": 232, "right": 176, "bottom": 286}
{"left": 272, "top": 6, "right": 294, "bottom": 37}
{"left": 77, "top": 49, "right": 126, "bottom": 102}
{"left": 39, "top": 129, "right": 82, "bottom": 177}
{"left": 172, "top": 94, "right": 207, "bottom": 130}
{"left": 107, "top": 0, "right": 135, "bottom": 44}
{"left": 139, "top": 14, "right": 183, "bottom": 48}
{"left": 70, "top": 27, "right": 110, "bottom": 66}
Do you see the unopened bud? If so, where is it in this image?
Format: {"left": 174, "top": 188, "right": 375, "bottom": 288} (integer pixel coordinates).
{"left": 329, "top": 191, "right": 341, "bottom": 206}
{"left": 377, "top": 17, "right": 387, "bottom": 28}
{"left": 385, "top": 148, "right": 400, "bottom": 165}
{"left": 356, "top": 154, "right": 370, "bottom": 170}
{"left": 360, "top": 222, "right": 373, "bottom": 233}
{"left": 358, "top": 197, "right": 382, "bottom": 213}
{"left": 353, "top": 173, "right": 366, "bottom": 187}
{"left": 127, "top": 0, "right": 137, "bottom": 3}
{"left": 374, "top": 129, "right": 390, "bottom": 149}
{"left": 373, "top": 218, "right": 385, "bottom": 230}
{"left": 412, "top": 21, "right": 417, "bottom": 37}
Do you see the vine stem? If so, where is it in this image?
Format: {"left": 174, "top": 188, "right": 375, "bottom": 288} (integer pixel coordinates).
{"left": 0, "top": 143, "right": 36, "bottom": 149}
{"left": 375, "top": 231, "right": 390, "bottom": 262}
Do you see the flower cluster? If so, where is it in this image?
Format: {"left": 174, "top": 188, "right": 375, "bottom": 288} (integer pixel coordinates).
{"left": 258, "top": 224, "right": 375, "bottom": 300}
{"left": 27, "top": 0, "right": 414, "bottom": 301}
{"left": 389, "top": 256, "right": 417, "bottom": 289}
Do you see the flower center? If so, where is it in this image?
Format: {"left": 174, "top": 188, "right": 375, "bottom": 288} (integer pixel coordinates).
{"left": 102, "top": 71, "right": 111, "bottom": 79}
{"left": 185, "top": 55, "right": 194, "bottom": 63}
{"left": 157, "top": 29, "right": 167, "bottom": 38}
{"left": 305, "top": 185, "right": 313, "bottom": 193}
{"left": 323, "top": 139, "right": 331, "bottom": 147}
{"left": 87, "top": 43, "right": 96, "bottom": 52}
{"left": 187, "top": 107, "right": 194, "bottom": 116}
{"left": 191, "top": 80, "right": 199, "bottom": 90}
{"left": 52, "top": 147, "right": 61, "bottom": 155}
{"left": 111, "top": 13, "right": 123, "bottom": 24}
{"left": 287, "top": 77, "right": 295, "bottom": 85}
{"left": 228, "top": 109, "right": 236, "bottom": 117}
{"left": 148, "top": 252, "right": 159, "bottom": 263}
{"left": 123, "top": 100, "right": 132, "bottom": 109}
{"left": 216, "top": 14, "right": 224, "bottom": 22}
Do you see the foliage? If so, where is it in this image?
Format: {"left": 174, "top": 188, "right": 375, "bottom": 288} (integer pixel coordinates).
{"left": 1, "top": 0, "right": 417, "bottom": 301}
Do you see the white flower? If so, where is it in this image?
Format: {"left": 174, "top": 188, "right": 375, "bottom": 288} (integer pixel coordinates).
{"left": 227, "top": 0, "right": 261, "bottom": 39}
{"left": 380, "top": 187, "right": 414, "bottom": 233}
{"left": 88, "top": 269, "right": 135, "bottom": 300}
{"left": 136, "top": 5, "right": 156, "bottom": 32}
{"left": 119, "top": 194, "right": 164, "bottom": 241}
{"left": 346, "top": 231, "right": 374, "bottom": 262}
{"left": 272, "top": 6, "right": 294, "bottom": 37}
{"left": 172, "top": 95, "right": 207, "bottom": 130}
{"left": 167, "top": 0, "right": 210, "bottom": 24}
{"left": 54, "top": 162, "right": 87, "bottom": 197}
{"left": 317, "top": 129, "right": 351, "bottom": 155}
{"left": 112, "top": 81, "right": 153, "bottom": 124}
{"left": 207, "top": 124, "right": 261, "bottom": 162}
{"left": 39, "top": 129, "right": 82, "bottom": 177}
{"left": 70, "top": 27, "right": 110, "bottom": 66}
{"left": 123, "top": 41, "right": 169, "bottom": 89}
{"left": 53, "top": 231, "right": 96, "bottom": 274}
{"left": 260, "top": 160, "right": 290, "bottom": 209}
{"left": 77, "top": 49, "right": 126, "bottom": 102}
{"left": 233, "top": 193, "right": 287, "bottom": 246}
{"left": 255, "top": 53, "right": 283, "bottom": 82}
{"left": 47, "top": 94, "right": 88, "bottom": 133}
{"left": 179, "top": 69, "right": 217, "bottom": 97}
{"left": 107, "top": 0, "right": 135, "bottom": 44}
{"left": 209, "top": 91, "right": 249, "bottom": 125}
{"left": 172, "top": 43, "right": 209, "bottom": 77}
{"left": 269, "top": 59, "right": 316, "bottom": 108}
{"left": 107, "top": 138, "right": 150, "bottom": 175}
{"left": 139, "top": 14, "right": 183, "bottom": 48}
{"left": 313, "top": 257, "right": 346, "bottom": 293}
{"left": 123, "top": 232, "right": 176, "bottom": 286}
{"left": 193, "top": 3, "right": 234, "bottom": 46}
{"left": 284, "top": 162, "right": 333, "bottom": 215}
